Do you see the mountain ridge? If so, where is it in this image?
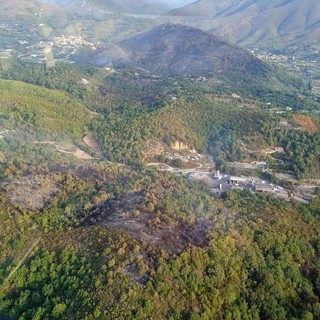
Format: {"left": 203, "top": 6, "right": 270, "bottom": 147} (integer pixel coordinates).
{"left": 0, "top": 0, "right": 63, "bottom": 16}
{"left": 34, "top": 0, "right": 188, "bottom": 14}
{"left": 87, "top": 24, "right": 271, "bottom": 80}
{"left": 165, "top": 0, "right": 320, "bottom": 49}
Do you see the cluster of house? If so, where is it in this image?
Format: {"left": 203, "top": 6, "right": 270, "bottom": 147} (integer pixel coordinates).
{"left": 217, "top": 175, "right": 284, "bottom": 195}
{"left": 227, "top": 176, "right": 262, "bottom": 191}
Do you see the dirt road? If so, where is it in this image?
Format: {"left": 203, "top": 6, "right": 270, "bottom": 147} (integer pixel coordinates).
{"left": 2, "top": 237, "right": 41, "bottom": 286}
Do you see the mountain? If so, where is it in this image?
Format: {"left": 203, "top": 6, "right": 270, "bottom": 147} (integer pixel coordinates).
{"left": 166, "top": 0, "right": 239, "bottom": 18}
{"left": 0, "top": 0, "right": 62, "bottom": 16}
{"left": 87, "top": 24, "right": 271, "bottom": 80}
{"left": 34, "top": 0, "right": 181, "bottom": 14}
{"left": 165, "top": 0, "right": 320, "bottom": 49}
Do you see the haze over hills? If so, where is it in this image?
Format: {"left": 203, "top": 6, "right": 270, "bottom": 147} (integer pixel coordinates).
{"left": 0, "top": 1, "right": 320, "bottom": 319}
{"left": 165, "top": 0, "right": 320, "bottom": 50}
{"left": 166, "top": 0, "right": 239, "bottom": 18}
{"left": 4, "top": 0, "right": 320, "bottom": 53}
{"left": 88, "top": 24, "right": 272, "bottom": 80}
{"left": 34, "top": 0, "right": 195, "bottom": 15}
{"left": 0, "top": 0, "right": 63, "bottom": 16}
{"left": 0, "top": 57, "right": 319, "bottom": 319}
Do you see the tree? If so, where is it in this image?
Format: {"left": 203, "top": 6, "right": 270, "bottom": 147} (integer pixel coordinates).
{"left": 52, "top": 303, "right": 67, "bottom": 318}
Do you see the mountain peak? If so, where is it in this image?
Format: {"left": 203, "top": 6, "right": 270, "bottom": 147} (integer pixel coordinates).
{"left": 88, "top": 23, "right": 270, "bottom": 80}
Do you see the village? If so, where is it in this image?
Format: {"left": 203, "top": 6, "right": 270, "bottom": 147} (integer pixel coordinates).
{"left": 0, "top": 15, "right": 96, "bottom": 65}
{"left": 250, "top": 46, "right": 320, "bottom": 96}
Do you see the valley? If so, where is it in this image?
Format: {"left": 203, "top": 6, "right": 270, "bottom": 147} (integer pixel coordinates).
{"left": 0, "top": 1, "right": 320, "bottom": 320}
{"left": 1, "top": 0, "right": 319, "bottom": 93}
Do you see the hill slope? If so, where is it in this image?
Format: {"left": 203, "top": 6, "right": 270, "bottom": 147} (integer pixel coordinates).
{"left": 0, "top": 0, "right": 62, "bottom": 16}
{"left": 165, "top": 0, "right": 320, "bottom": 49}
{"left": 35, "top": 0, "right": 174, "bottom": 14}
{"left": 88, "top": 24, "right": 271, "bottom": 80}
{"left": 0, "top": 62, "right": 319, "bottom": 320}
{"left": 167, "top": 0, "right": 240, "bottom": 18}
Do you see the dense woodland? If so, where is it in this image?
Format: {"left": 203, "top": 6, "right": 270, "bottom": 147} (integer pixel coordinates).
{"left": 1, "top": 167, "right": 320, "bottom": 319}
{"left": 0, "top": 61, "right": 319, "bottom": 319}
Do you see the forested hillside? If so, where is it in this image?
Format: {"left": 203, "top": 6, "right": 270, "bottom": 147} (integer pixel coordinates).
{"left": 1, "top": 166, "right": 320, "bottom": 319}
{"left": 0, "top": 61, "right": 319, "bottom": 178}
{"left": 0, "top": 61, "right": 319, "bottom": 319}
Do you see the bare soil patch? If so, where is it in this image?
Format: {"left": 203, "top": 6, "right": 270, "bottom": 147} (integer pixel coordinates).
{"left": 1, "top": 175, "right": 58, "bottom": 210}
{"left": 142, "top": 139, "right": 164, "bottom": 156}
{"left": 34, "top": 140, "right": 94, "bottom": 160}
{"left": 83, "top": 132, "right": 103, "bottom": 157}
{"left": 292, "top": 114, "right": 319, "bottom": 134}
